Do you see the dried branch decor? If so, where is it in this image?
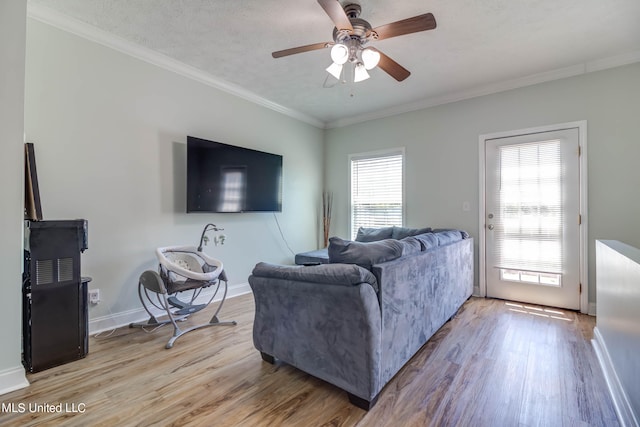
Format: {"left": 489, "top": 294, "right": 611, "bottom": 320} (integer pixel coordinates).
{"left": 322, "top": 191, "right": 333, "bottom": 247}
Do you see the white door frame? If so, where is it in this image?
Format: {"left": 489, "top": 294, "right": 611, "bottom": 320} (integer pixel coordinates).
{"left": 478, "top": 121, "right": 589, "bottom": 313}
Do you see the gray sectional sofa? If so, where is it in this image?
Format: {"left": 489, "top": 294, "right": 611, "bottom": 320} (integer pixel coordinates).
{"left": 248, "top": 227, "right": 474, "bottom": 409}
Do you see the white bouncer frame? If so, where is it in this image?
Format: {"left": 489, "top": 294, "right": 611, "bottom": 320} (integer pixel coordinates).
{"left": 130, "top": 245, "right": 236, "bottom": 348}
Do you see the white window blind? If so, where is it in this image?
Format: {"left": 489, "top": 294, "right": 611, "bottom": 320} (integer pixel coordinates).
{"left": 495, "top": 140, "right": 563, "bottom": 275}
{"left": 350, "top": 151, "right": 403, "bottom": 239}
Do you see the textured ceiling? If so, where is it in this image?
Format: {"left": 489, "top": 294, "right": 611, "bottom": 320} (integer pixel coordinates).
{"left": 28, "top": 0, "right": 640, "bottom": 127}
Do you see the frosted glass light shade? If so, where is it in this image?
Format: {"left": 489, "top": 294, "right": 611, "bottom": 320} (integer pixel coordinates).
{"left": 326, "top": 62, "right": 343, "bottom": 79}
{"left": 354, "top": 63, "right": 370, "bottom": 82}
{"left": 361, "top": 48, "right": 380, "bottom": 70}
{"left": 330, "top": 44, "right": 349, "bottom": 65}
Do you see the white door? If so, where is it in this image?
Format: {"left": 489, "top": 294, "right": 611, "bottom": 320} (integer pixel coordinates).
{"left": 484, "top": 128, "right": 581, "bottom": 310}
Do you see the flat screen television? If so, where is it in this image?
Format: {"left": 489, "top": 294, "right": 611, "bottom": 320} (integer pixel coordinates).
{"left": 186, "top": 136, "right": 283, "bottom": 213}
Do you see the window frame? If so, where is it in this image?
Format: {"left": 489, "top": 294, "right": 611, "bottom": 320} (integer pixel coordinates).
{"left": 348, "top": 147, "right": 406, "bottom": 240}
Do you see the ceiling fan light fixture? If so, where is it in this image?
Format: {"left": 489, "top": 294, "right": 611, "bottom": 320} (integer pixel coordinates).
{"left": 330, "top": 43, "right": 349, "bottom": 65}
{"left": 326, "top": 62, "right": 343, "bottom": 79}
{"left": 272, "top": 2, "right": 437, "bottom": 84}
{"left": 353, "top": 62, "right": 370, "bottom": 82}
{"left": 361, "top": 48, "right": 380, "bottom": 70}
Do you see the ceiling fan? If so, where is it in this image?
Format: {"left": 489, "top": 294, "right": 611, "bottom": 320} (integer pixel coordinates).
{"left": 272, "top": 0, "right": 437, "bottom": 82}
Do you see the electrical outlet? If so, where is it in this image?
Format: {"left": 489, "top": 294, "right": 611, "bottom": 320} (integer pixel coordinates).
{"left": 89, "top": 289, "right": 100, "bottom": 304}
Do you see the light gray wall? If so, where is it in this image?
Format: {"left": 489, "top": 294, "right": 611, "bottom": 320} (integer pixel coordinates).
{"left": 325, "top": 62, "right": 640, "bottom": 305}
{"left": 24, "top": 19, "right": 324, "bottom": 320}
{"left": 0, "top": 0, "right": 29, "bottom": 393}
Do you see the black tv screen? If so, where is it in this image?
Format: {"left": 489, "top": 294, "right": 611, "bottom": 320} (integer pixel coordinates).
{"left": 186, "top": 136, "right": 283, "bottom": 213}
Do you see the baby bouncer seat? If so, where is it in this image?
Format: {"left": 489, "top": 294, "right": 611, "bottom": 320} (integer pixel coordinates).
{"left": 130, "top": 245, "right": 236, "bottom": 348}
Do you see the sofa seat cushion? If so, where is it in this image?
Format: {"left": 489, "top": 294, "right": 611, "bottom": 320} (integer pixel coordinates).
{"left": 252, "top": 262, "right": 378, "bottom": 292}
{"left": 328, "top": 237, "right": 421, "bottom": 269}
{"left": 294, "top": 248, "right": 329, "bottom": 265}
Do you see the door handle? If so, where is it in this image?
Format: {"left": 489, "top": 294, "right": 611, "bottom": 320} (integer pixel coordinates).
{"left": 487, "top": 224, "right": 494, "bottom": 230}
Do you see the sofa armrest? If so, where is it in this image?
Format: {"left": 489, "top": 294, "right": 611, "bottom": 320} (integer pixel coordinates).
{"left": 252, "top": 262, "right": 378, "bottom": 292}
{"left": 249, "top": 270, "right": 382, "bottom": 401}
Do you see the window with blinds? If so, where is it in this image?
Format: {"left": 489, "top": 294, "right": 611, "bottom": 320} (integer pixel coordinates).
{"left": 350, "top": 150, "right": 404, "bottom": 239}
{"left": 495, "top": 139, "right": 563, "bottom": 286}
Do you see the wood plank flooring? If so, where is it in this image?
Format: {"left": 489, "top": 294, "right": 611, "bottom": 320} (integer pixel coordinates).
{"left": 0, "top": 295, "right": 618, "bottom": 426}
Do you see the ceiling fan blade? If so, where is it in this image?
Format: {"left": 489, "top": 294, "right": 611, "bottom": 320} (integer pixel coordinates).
{"left": 373, "top": 13, "right": 436, "bottom": 41}
{"left": 370, "top": 48, "right": 410, "bottom": 82}
{"left": 272, "top": 42, "right": 332, "bottom": 59}
{"left": 317, "top": 0, "right": 353, "bottom": 32}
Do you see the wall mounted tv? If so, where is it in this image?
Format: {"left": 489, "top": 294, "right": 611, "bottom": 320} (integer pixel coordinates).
{"left": 186, "top": 136, "right": 283, "bottom": 213}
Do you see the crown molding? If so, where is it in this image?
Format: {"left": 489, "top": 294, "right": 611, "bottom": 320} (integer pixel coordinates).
{"left": 585, "top": 49, "right": 640, "bottom": 73}
{"left": 26, "top": 4, "right": 640, "bottom": 131}
{"left": 26, "top": 4, "right": 326, "bottom": 129}
{"left": 326, "top": 50, "right": 640, "bottom": 129}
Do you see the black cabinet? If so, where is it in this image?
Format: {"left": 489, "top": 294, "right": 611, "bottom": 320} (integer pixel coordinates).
{"left": 22, "top": 220, "right": 89, "bottom": 373}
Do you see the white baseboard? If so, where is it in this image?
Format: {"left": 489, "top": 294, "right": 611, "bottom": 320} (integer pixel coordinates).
{"left": 0, "top": 366, "right": 29, "bottom": 396}
{"left": 592, "top": 327, "right": 639, "bottom": 427}
{"left": 89, "top": 282, "right": 251, "bottom": 335}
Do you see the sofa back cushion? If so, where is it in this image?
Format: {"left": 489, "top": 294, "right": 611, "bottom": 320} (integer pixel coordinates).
{"left": 391, "top": 226, "right": 432, "bottom": 240}
{"left": 329, "top": 237, "right": 421, "bottom": 269}
{"left": 399, "top": 236, "right": 422, "bottom": 255}
{"left": 414, "top": 232, "right": 439, "bottom": 251}
{"left": 355, "top": 226, "right": 434, "bottom": 242}
{"left": 435, "top": 230, "right": 464, "bottom": 246}
{"left": 355, "top": 226, "right": 394, "bottom": 242}
{"left": 413, "top": 230, "right": 468, "bottom": 251}
{"left": 433, "top": 228, "right": 470, "bottom": 239}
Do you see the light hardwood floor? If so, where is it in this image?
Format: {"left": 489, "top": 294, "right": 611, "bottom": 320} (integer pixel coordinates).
{"left": 1, "top": 294, "right": 618, "bottom": 427}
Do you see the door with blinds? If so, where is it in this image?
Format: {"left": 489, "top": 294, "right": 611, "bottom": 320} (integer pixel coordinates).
{"left": 484, "top": 128, "right": 581, "bottom": 310}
